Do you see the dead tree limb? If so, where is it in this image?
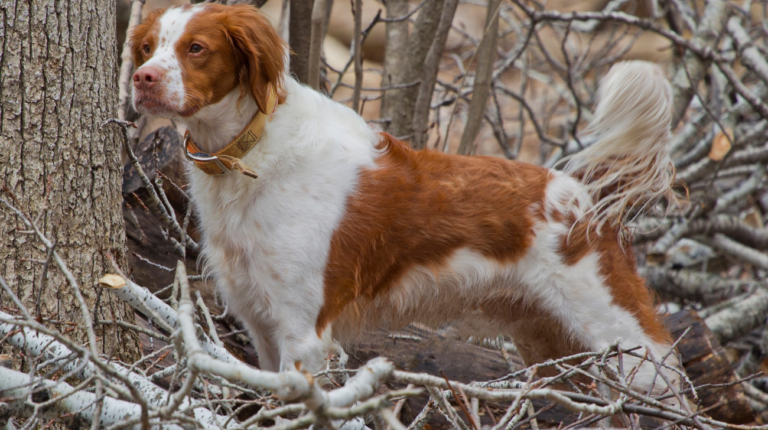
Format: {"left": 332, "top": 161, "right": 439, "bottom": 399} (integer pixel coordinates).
{"left": 307, "top": 0, "right": 329, "bottom": 90}
{"left": 728, "top": 16, "right": 768, "bottom": 87}
{"left": 388, "top": 0, "right": 443, "bottom": 140}
{"left": 410, "top": 0, "right": 460, "bottom": 149}
{"left": 0, "top": 366, "right": 171, "bottom": 429}
{"left": 289, "top": 0, "right": 314, "bottom": 84}
{"left": 117, "top": 0, "right": 143, "bottom": 123}
{"left": 457, "top": 0, "right": 503, "bottom": 155}
{"left": 352, "top": 0, "right": 363, "bottom": 113}
{"left": 669, "top": 1, "right": 729, "bottom": 127}
{"left": 643, "top": 266, "right": 763, "bottom": 304}
{"left": 381, "top": 0, "right": 409, "bottom": 122}
{"left": 706, "top": 293, "right": 768, "bottom": 344}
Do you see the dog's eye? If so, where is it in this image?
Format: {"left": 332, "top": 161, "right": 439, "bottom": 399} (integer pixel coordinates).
{"left": 142, "top": 44, "right": 151, "bottom": 55}
{"left": 190, "top": 43, "right": 203, "bottom": 54}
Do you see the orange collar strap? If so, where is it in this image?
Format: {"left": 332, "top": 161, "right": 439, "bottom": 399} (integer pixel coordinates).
{"left": 184, "top": 88, "right": 278, "bottom": 179}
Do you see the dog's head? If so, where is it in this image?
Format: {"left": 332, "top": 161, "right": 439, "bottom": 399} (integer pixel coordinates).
{"left": 130, "top": 4, "right": 286, "bottom": 119}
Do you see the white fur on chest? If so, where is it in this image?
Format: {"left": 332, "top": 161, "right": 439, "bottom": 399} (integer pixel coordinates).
{"left": 186, "top": 79, "right": 379, "bottom": 342}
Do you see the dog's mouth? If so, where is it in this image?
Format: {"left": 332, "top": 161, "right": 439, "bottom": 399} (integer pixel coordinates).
{"left": 133, "top": 91, "right": 206, "bottom": 119}
{"left": 133, "top": 94, "right": 179, "bottom": 117}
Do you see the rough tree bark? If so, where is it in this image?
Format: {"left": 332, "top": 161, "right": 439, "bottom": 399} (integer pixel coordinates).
{"left": 0, "top": 0, "right": 139, "bottom": 362}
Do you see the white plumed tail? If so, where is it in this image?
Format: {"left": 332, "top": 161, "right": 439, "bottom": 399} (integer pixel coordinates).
{"left": 560, "top": 61, "right": 677, "bottom": 231}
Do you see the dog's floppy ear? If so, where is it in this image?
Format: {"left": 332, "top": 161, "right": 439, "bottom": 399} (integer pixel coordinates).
{"left": 129, "top": 8, "right": 165, "bottom": 68}
{"left": 225, "top": 5, "right": 287, "bottom": 114}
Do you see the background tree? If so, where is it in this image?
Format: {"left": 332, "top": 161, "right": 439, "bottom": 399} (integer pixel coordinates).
{"left": 0, "top": 0, "right": 139, "bottom": 362}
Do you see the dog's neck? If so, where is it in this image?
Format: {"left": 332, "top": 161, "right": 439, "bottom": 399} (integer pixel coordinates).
{"left": 179, "top": 89, "right": 260, "bottom": 154}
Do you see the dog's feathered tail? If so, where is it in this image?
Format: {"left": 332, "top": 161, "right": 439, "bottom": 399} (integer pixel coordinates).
{"left": 561, "top": 61, "right": 678, "bottom": 231}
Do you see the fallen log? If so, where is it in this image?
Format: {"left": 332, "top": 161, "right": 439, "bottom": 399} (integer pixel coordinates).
{"left": 665, "top": 309, "right": 755, "bottom": 425}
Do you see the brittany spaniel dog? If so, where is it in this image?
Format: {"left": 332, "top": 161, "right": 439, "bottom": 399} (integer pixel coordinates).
{"left": 131, "top": 4, "right": 681, "bottom": 398}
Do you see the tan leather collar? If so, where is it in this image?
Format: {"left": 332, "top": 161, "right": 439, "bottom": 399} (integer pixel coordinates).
{"left": 184, "top": 88, "right": 278, "bottom": 179}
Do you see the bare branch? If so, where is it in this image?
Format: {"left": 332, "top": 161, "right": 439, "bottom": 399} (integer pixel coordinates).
{"left": 117, "top": 0, "right": 143, "bottom": 123}
{"left": 352, "top": 0, "right": 363, "bottom": 113}
{"left": 707, "top": 293, "right": 768, "bottom": 344}
{"left": 668, "top": 1, "right": 730, "bottom": 126}
{"left": 728, "top": 16, "right": 768, "bottom": 87}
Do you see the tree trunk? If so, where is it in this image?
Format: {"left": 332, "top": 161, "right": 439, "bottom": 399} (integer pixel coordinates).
{"left": 457, "top": 0, "right": 501, "bottom": 155}
{"left": 289, "top": 0, "right": 314, "bottom": 85}
{"left": 410, "top": 0, "right": 460, "bottom": 150}
{"left": 388, "top": 0, "right": 444, "bottom": 141}
{"left": 0, "top": 0, "right": 139, "bottom": 362}
{"left": 380, "top": 0, "right": 409, "bottom": 123}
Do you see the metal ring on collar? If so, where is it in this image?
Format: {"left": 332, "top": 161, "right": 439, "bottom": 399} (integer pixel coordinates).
{"left": 184, "top": 135, "right": 232, "bottom": 174}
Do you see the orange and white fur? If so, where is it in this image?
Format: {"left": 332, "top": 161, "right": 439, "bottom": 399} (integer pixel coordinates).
{"left": 131, "top": 4, "right": 680, "bottom": 398}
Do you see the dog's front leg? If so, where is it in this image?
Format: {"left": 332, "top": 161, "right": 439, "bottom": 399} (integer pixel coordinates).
{"left": 275, "top": 322, "right": 336, "bottom": 375}
{"left": 278, "top": 326, "right": 349, "bottom": 390}
{"left": 242, "top": 321, "right": 281, "bottom": 372}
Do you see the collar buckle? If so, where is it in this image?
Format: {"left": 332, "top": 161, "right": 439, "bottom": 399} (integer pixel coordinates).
{"left": 184, "top": 135, "right": 232, "bottom": 174}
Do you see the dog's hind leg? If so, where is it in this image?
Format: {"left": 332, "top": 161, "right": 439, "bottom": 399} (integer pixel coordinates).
{"left": 507, "top": 316, "right": 588, "bottom": 378}
{"left": 505, "top": 218, "right": 681, "bottom": 403}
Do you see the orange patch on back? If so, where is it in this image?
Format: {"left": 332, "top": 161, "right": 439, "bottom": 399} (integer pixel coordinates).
{"left": 315, "top": 133, "right": 551, "bottom": 336}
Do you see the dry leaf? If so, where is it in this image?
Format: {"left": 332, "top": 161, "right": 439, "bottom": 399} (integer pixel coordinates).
{"left": 98, "top": 274, "right": 126, "bottom": 289}
{"left": 742, "top": 205, "right": 764, "bottom": 228}
{"left": 0, "top": 354, "right": 12, "bottom": 368}
{"left": 708, "top": 128, "right": 733, "bottom": 161}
